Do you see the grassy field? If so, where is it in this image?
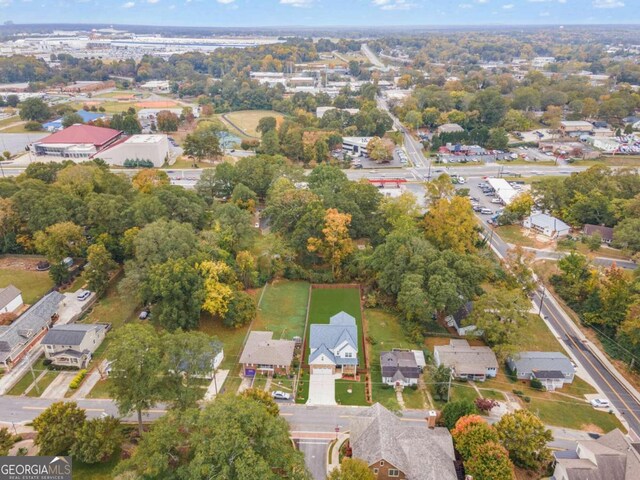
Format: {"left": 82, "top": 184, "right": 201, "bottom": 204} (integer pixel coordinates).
{"left": 87, "top": 378, "right": 112, "bottom": 399}
{"left": 0, "top": 124, "right": 31, "bottom": 133}
{"left": 371, "top": 383, "right": 400, "bottom": 411}
{"left": 528, "top": 397, "right": 622, "bottom": 432}
{"left": 494, "top": 225, "right": 538, "bottom": 247}
{"left": 516, "top": 314, "right": 565, "bottom": 352}
{"left": 0, "top": 268, "right": 54, "bottom": 304}
{"left": 253, "top": 281, "right": 309, "bottom": 340}
{"left": 402, "top": 387, "right": 425, "bottom": 409}
{"left": 223, "top": 110, "right": 285, "bottom": 137}
{"left": 199, "top": 314, "right": 252, "bottom": 370}
{"left": 81, "top": 278, "right": 139, "bottom": 330}
{"left": 7, "top": 357, "right": 56, "bottom": 396}
{"left": 0, "top": 115, "right": 20, "bottom": 129}
{"left": 307, "top": 287, "right": 363, "bottom": 366}
{"left": 557, "top": 240, "right": 631, "bottom": 262}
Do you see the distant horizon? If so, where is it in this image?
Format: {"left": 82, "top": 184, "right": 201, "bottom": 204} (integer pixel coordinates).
{"left": 0, "top": 0, "right": 638, "bottom": 29}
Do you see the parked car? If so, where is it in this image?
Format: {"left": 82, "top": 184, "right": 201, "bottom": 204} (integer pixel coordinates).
{"left": 480, "top": 208, "right": 493, "bottom": 215}
{"left": 491, "top": 198, "right": 503, "bottom": 204}
{"left": 590, "top": 398, "right": 610, "bottom": 408}
{"left": 76, "top": 290, "right": 91, "bottom": 301}
{"left": 272, "top": 391, "right": 291, "bottom": 400}
{"left": 139, "top": 310, "right": 150, "bottom": 320}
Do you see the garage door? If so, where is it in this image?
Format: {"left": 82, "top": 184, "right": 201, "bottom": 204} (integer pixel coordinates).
{"left": 312, "top": 367, "right": 333, "bottom": 375}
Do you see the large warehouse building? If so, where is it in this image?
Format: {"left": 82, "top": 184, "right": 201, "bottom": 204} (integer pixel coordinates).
{"left": 31, "top": 124, "right": 170, "bottom": 167}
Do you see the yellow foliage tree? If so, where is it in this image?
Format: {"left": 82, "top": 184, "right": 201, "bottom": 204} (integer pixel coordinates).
{"left": 424, "top": 197, "right": 477, "bottom": 254}
{"left": 307, "top": 208, "right": 354, "bottom": 279}
{"left": 132, "top": 169, "right": 170, "bottom": 194}
{"left": 198, "top": 261, "right": 236, "bottom": 318}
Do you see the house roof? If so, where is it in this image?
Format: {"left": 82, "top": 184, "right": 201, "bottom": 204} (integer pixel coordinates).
{"left": 434, "top": 339, "right": 498, "bottom": 375}
{"left": 380, "top": 351, "right": 421, "bottom": 379}
{"left": 36, "top": 124, "right": 122, "bottom": 147}
{"left": 553, "top": 429, "right": 640, "bottom": 480}
{"left": 525, "top": 213, "right": 571, "bottom": 232}
{"left": 583, "top": 224, "right": 614, "bottom": 242}
{"left": 532, "top": 370, "right": 565, "bottom": 380}
{"left": 41, "top": 324, "right": 106, "bottom": 347}
{"left": 350, "top": 403, "right": 457, "bottom": 480}
{"left": 0, "top": 291, "right": 64, "bottom": 362}
{"left": 309, "top": 311, "right": 357, "bottom": 352}
{"left": 0, "top": 285, "right": 21, "bottom": 310}
{"left": 309, "top": 344, "right": 336, "bottom": 364}
{"left": 239, "top": 331, "right": 295, "bottom": 367}
{"left": 507, "top": 351, "right": 575, "bottom": 377}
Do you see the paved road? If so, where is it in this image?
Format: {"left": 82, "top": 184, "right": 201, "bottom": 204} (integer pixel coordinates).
{"left": 470, "top": 186, "right": 640, "bottom": 439}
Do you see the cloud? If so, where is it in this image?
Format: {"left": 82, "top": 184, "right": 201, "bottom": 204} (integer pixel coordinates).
{"left": 502, "top": 3, "right": 514, "bottom": 8}
{"left": 217, "top": 0, "right": 236, "bottom": 3}
{"left": 280, "top": 0, "right": 313, "bottom": 7}
{"left": 147, "top": 0, "right": 160, "bottom": 3}
{"left": 459, "top": 2, "right": 472, "bottom": 7}
{"left": 372, "top": 0, "right": 414, "bottom": 10}
{"left": 122, "top": 1, "right": 135, "bottom": 7}
{"left": 593, "top": 0, "right": 624, "bottom": 7}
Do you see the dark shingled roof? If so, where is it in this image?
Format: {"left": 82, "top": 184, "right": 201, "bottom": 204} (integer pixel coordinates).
{"left": 532, "top": 370, "right": 565, "bottom": 380}
{"left": 0, "top": 285, "right": 21, "bottom": 310}
{"left": 41, "top": 324, "right": 105, "bottom": 347}
{"left": 380, "top": 351, "right": 421, "bottom": 380}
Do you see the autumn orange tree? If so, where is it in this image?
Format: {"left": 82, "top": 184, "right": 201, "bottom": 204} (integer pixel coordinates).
{"left": 307, "top": 208, "right": 354, "bottom": 279}
{"left": 424, "top": 196, "right": 477, "bottom": 254}
{"left": 132, "top": 169, "right": 170, "bottom": 194}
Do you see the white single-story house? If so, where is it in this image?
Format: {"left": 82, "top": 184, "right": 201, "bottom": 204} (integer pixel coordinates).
{"left": 507, "top": 351, "right": 576, "bottom": 391}
{"left": 434, "top": 339, "right": 498, "bottom": 382}
{"left": 523, "top": 213, "right": 571, "bottom": 239}
{"left": 0, "top": 285, "right": 23, "bottom": 315}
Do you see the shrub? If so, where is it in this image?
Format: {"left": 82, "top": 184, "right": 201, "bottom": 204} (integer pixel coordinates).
{"left": 241, "top": 139, "right": 259, "bottom": 150}
{"left": 24, "top": 121, "right": 43, "bottom": 131}
{"left": 442, "top": 400, "right": 478, "bottom": 430}
{"left": 475, "top": 397, "right": 499, "bottom": 413}
{"left": 409, "top": 384, "right": 418, "bottom": 390}
{"left": 523, "top": 396, "right": 531, "bottom": 403}
{"left": 69, "top": 369, "right": 87, "bottom": 390}
{"left": 530, "top": 378, "right": 544, "bottom": 390}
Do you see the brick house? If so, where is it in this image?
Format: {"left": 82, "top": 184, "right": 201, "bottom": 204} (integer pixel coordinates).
{"left": 239, "top": 331, "right": 295, "bottom": 377}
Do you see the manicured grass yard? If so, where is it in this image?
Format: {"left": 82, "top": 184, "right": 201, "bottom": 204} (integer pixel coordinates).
{"left": 253, "top": 281, "right": 309, "bottom": 340}
{"left": 451, "top": 383, "right": 480, "bottom": 403}
{"left": 336, "top": 378, "right": 368, "bottom": 406}
{"left": 494, "top": 225, "right": 537, "bottom": 248}
{"left": 26, "top": 371, "right": 58, "bottom": 397}
{"left": 270, "top": 377, "right": 295, "bottom": 393}
{"left": 7, "top": 357, "right": 60, "bottom": 397}
{"left": 72, "top": 453, "right": 120, "bottom": 480}
{"left": 402, "top": 387, "right": 425, "bottom": 409}
{"left": 296, "top": 370, "right": 310, "bottom": 404}
{"left": 223, "top": 110, "right": 285, "bottom": 137}
{"left": 0, "top": 268, "right": 54, "bottom": 304}
{"left": 307, "top": 287, "right": 364, "bottom": 366}
{"left": 371, "top": 382, "right": 400, "bottom": 411}
{"left": 528, "top": 397, "right": 622, "bottom": 433}
{"left": 87, "top": 378, "right": 112, "bottom": 399}
{"left": 252, "top": 375, "right": 268, "bottom": 391}
{"left": 516, "top": 314, "right": 565, "bottom": 352}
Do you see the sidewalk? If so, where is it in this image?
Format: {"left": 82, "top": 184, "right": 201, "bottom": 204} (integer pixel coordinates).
{"left": 0, "top": 346, "right": 43, "bottom": 395}
{"left": 326, "top": 432, "right": 349, "bottom": 474}
{"left": 203, "top": 369, "right": 229, "bottom": 401}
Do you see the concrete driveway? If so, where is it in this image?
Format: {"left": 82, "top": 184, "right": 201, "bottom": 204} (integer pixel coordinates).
{"left": 307, "top": 371, "right": 336, "bottom": 406}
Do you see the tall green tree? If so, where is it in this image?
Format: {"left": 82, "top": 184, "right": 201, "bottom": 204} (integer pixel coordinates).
{"left": 85, "top": 243, "right": 116, "bottom": 295}
{"left": 33, "top": 401, "right": 86, "bottom": 455}
{"left": 107, "top": 323, "right": 165, "bottom": 435}
{"left": 19, "top": 97, "right": 51, "bottom": 122}
{"left": 70, "top": 417, "right": 123, "bottom": 464}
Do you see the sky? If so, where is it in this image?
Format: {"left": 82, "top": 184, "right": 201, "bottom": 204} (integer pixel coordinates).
{"left": 0, "top": 0, "right": 638, "bottom": 27}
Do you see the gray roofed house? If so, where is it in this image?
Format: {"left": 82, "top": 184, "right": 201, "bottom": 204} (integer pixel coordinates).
{"left": 0, "top": 291, "right": 64, "bottom": 368}
{"left": 552, "top": 429, "right": 640, "bottom": 480}
{"left": 433, "top": 339, "right": 498, "bottom": 381}
{"left": 523, "top": 213, "right": 571, "bottom": 239}
{"left": 349, "top": 403, "right": 458, "bottom": 480}
{"left": 309, "top": 311, "right": 358, "bottom": 376}
{"left": 445, "top": 301, "right": 479, "bottom": 336}
{"left": 507, "top": 351, "right": 575, "bottom": 391}
{"left": 0, "top": 285, "right": 23, "bottom": 314}
{"left": 380, "top": 350, "right": 421, "bottom": 387}
{"left": 239, "top": 331, "right": 296, "bottom": 376}
{"left": 41, "top": 323, "right": 107, "bottom": 369}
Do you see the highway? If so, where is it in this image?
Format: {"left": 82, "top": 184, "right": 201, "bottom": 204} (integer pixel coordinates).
{"left": 467, "top": 178, "right": 640, "bottom": 440}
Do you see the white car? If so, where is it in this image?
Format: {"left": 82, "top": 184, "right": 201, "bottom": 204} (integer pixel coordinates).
{"left": 590, "top": 398, "right": 610, "bottom": 408}
{"left": 491, "top": 198, "right": 503, "bottom": 204}
{"left": 271, "top": 391, "right": 291, "bottom": 400}
{"left": 76, "top": 290, "right": 91, "bottom": 301}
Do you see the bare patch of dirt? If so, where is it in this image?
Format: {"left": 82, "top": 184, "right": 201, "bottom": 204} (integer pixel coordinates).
{"left": 0, "top": 256, "right": 45, "bottom": 271}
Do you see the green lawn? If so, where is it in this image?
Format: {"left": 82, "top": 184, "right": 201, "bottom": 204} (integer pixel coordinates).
{"left": 516, "top": 314, "right": 565, "bottom": 352}
{"left": 527, "top": 397, "right": 622, "bottom": 433}
{"left": 295, "top": 370, "right": 310, "bottom": 404}
{"left": 253, "top": 281, "right": 309, "bottom": 340}
{"left": 307, "top": 287, "right": 363, "bottom": 366}
{"left": 270, "top": 377, "right": 295, "bottom": 393}
{"left": 494, "top": 225, "right": 537, "bottom": 247}
{"left": 26, "top": 371, "right": 59, "bottom": 397}
{"left": 199, "top": 314, "right": 251, "bottom": 370}
{"left": 451, "top": 383, "right": 480, "bottom": 403}
{"left": 402, "top": 387, "right": 425, "bottom": 409}
{"left": 87, "top": 378, "right": 112, "bottom": 399}
{"left": 336, "top": 378, "right": 368, "bottom": 406}
{"left": 7, "top": 356, "right": 53, "bottom": 396}
{"left": 0, "top": 268, "right": 54, "bottom": 304}
{"left": 81, "top": 277, "right": 139, "bottom": 330}
{"left": 252, "top": 375, "right": 268, "bottom": 391}
{"left": 371, "top": 382, "right": 400, "bottom": 411}
{"left": 478, "top": 389, "right": 506, "bottom": 401}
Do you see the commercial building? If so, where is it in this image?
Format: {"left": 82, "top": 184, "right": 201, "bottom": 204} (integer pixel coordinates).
{"left": 523, "top": 213, "right": 571, "bottom": 239}
{"left": 433, "top": 339, "right": 498, "bottom": 381}
{"left": 32, "top": 124, "right": 123, "bottom": 159}
{"left": 97, "top": 134, "right": 170, "bottom": 168}
{"left": 342, "top": 136, "right": 373, "bottom": 156}
{"left": 560, "top": 121, "right": 594, "bottom": 137}
{"left": 436, "top": 123, "right": 464, "bottom": 134}
{"left": 43, "top": 109, "right": 108, "bottom": 132}
{"left": 487, "top": 178, "right": 521, "bottom": 205}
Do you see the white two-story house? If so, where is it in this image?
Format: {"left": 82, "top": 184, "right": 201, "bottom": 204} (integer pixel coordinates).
{"left": 41, "top": 323, "right": 108, "bottom": 369}
{"left": 309, "top": 311, "right": 358, "bottom": 376}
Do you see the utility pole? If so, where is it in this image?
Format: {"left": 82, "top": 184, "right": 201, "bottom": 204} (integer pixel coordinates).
{"left": 446, "top": 370, "right": 453, "bottom": 403}
{"left": 538, "top": 285, "right": 547, "bottom": 315}
{"left": 29, "top": 358, "right": 40, "bottom": 395}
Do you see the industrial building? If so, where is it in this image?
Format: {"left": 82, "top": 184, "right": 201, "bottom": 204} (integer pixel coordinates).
{"left": 97, "top": 134, "right": 170, "bottom": 167}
